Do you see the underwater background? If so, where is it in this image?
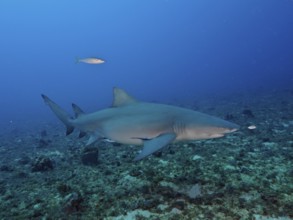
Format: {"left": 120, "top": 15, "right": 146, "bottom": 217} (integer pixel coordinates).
{"left": 0, "top": 0, "right": 292, "bottom": 219}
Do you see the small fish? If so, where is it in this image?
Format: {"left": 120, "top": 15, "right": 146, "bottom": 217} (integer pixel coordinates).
{"left": 247, "top": 125, "right": 256, "bottom": 130}
{"left": 76, "top": 57, "right": 105, "bottom": 64}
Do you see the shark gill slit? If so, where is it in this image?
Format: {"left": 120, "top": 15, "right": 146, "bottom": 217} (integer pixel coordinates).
{"left": 173, "top": 121, "right": 185, "bottom": 137}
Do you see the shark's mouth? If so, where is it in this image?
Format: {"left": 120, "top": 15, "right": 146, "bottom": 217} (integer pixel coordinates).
{"left": 229, "top": 128, "right": 239, "bottom": 133}
{"left": 209, "top": 133, "right": 224, "bottom": 138}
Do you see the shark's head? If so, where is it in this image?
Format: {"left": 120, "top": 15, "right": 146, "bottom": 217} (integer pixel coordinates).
{"left": 181, "top": 117, "right": 239, "bottom": 140}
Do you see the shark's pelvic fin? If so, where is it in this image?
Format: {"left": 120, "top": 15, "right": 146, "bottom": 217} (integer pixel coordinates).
{"left": 134, "top": 133, "right": 177, "bottom": 161}
{"left": 86, "top": 132, "right": 102, "bottom": 146}
{"left": 112, "top": 87, "right": 137, "bottom": 107}
{"left": 41, "top": 94, "right": 74, "bottom": 136}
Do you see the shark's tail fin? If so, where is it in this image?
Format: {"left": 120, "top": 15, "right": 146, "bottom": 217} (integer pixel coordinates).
{"left": 75, "top": 57, "right": 80, "bottom": 64}
{"left": 41, "top": 94, "right": 74, "bottom": 136}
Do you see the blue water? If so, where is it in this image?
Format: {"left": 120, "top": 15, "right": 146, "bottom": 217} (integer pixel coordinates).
{"left": 0, "top": 0, "right": 292, "bottom": 124}
{"left": 1, "top": 1, "right": 293, "bottom": 218}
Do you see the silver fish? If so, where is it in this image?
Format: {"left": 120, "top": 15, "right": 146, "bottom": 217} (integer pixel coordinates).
{"left": 76, "top": 57, "right": 105, "bottom": 64}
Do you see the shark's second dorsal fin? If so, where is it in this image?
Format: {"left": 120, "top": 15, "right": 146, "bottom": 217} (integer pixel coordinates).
{"left": 112, "top": 87, "right": 138, "bottom": 107}
{"left": 72, "top": 103, "right": 85, "bottom": 118}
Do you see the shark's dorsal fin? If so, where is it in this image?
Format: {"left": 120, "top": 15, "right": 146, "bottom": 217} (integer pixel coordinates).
{"left": 72, "top": 103, "right": 85, "bottom": 118}
{"left": 112, "top": 87, "right": 138, "bottom": 107}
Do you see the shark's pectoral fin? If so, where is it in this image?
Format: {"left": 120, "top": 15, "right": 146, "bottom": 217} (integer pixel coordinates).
{"left": 134, "top": 133, "right": 176, "bottom": 161}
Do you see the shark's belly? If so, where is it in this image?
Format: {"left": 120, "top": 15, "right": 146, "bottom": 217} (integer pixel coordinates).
{"left": 101, "top": 116, "right": 173, "bottom": 145}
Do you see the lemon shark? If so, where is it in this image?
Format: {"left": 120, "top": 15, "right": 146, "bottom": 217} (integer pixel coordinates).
{"left": 41, "top": 88, "right": 239, "bottom": 161}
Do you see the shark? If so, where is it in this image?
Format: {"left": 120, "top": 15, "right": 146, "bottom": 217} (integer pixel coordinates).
{"left": 41, "top": 87, "right": 239, "bottom": 161}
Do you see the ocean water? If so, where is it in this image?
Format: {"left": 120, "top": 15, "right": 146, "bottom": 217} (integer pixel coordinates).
{"left": 0, "top": 0, "right": 292, "bottom": 219}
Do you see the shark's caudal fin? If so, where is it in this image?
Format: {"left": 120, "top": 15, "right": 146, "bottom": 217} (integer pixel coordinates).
{"left": 41, "top": 94, "right": 74, "bottom": 136}
{"left": 75, "top": 57, "right": 80, "bottom": 64}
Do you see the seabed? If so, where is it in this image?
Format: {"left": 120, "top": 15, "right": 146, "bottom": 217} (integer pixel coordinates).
{"left": 0, "top": 89, "right": 292, "bottom": 220}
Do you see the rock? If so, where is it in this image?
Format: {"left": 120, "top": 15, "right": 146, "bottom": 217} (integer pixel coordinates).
{"left": 186, "top": 184, "right": 202, "bottom": 199}
{"left": 0, "top": 165, "right": 14, "bottom": 172}
{"left": 16, "top": 171, "right": 28, "bottom": 178}
{"left": 57, "top": 183, "right": 72, "bottom": 195}
{"left": 40, "top": 130, "right": 47, "bottom": 138}
{"left": 18, "top": 155, "right": 31, "bottom": 165}
{"left": 172, "top": 199, "right": 186, "bottom": 210}
{"left": 63, "top": 192, "right": 83, "bottom": 214}
{"left": 81, "top": 146, "right": 99, "bottom": 165}
{"left": 38, "top": 138, "right": 50, "bottom": 148}
{"left": 31, "top": 156, "right": 54, "bottom": 172}
{"left": 225, "top": 114, "right": 235, "bottom": 120}
{"left": 242, "top": 109, "right": 255, "bottom": 118}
